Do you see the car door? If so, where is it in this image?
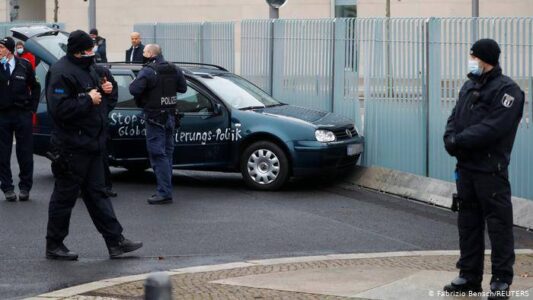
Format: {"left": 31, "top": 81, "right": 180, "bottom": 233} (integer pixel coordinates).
{"left": 107, "top": 69, "right": 149, "bottom": 164}
{"left": 173, "top": 80, "right": 232, "bottom": 168}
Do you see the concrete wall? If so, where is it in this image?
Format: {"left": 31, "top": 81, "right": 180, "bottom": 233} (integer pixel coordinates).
{"left": 358, "top": 0, "right": 533, "bottom": 17}
{"left": 17, "top": 0, "right": 45, "bottom": 21}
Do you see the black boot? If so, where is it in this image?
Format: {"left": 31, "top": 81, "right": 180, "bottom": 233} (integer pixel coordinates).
{"left": 46, "top": 243, "right": 79, "bottom": 261}
{"left": 107, "top": 236, "right": 143, "bottom": 258}
{"left": 488, "top": 281, "right": 510, "bottom": 300}
{"left": 443, "top": 276, "right": 482, "bottom": 294}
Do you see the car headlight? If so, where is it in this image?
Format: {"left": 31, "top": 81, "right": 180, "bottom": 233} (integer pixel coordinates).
{"left": 315, "top": 130, "right": 336, "bottom": 142}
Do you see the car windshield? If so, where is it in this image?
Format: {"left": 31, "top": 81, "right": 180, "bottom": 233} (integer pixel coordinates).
{"left": 31, "top": 31, "right": 68, "bottom": 59}
{"left": 197, "top": 73, "right": 281, "bottom": 109}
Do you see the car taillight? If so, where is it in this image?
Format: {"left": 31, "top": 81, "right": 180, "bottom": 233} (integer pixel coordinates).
{"left": 32, "top": 113, "right": 38, "bottom": 127}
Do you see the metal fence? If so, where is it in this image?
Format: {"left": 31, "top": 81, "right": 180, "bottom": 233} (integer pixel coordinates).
{"left": 133, "top": 22, "right": 235, "bottom": 72}
{"left": 241, "top": 19, "right": 363, "bottom": 129}
{"left": 137, "top": 17, "right": 533, "bottom": 200}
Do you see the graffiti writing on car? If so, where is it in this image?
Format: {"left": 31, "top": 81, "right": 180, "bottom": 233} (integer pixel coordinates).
{"left": 109, "top": 112, "right": 242, "bottom": 144}
{"left": 109, "top": 112, "right": 147, "bottom": 137}
{"left": 175, "top": 128, "right": 242, "bottom": 145}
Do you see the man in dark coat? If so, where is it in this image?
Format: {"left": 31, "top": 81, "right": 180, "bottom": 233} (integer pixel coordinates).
{"left": 45, "top": 30, "right": 142, "bottom": 260}
{"left": 125, "top": 32, "right": 144, "bottom": 63}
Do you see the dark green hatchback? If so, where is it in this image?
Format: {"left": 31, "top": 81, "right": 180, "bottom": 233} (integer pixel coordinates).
{"left": 18, "top": 26, "right": 364, "bottom": 190}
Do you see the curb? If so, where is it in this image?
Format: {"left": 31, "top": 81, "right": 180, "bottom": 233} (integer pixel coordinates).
{"left": 342, "top": 166, "right": 533, "bottom": 230}
{"left": 29, "top": 249, "right": 533, "bottom": 299}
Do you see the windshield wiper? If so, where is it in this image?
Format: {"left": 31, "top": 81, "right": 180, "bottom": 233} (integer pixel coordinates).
{"left": 265, "top": 103, "right": 286, "bottom": 107}
{"left": 239, "top": 105, "right": 266, "bottom": 110}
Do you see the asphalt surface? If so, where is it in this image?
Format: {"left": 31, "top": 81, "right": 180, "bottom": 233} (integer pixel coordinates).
{"left": 0, "top": 154, "right": 531, "bottom": 299}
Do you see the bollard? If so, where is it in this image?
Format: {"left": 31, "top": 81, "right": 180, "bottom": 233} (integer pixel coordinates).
{"left": 144, "top": 272, "right": 172, "bottom": 300}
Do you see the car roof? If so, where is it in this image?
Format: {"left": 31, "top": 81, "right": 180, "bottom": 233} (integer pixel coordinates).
{"left": 103, "top": 62, "right": 230, "bottom": 77}
{"left": 10, "top": 25, "right": 64, "bottom": 41}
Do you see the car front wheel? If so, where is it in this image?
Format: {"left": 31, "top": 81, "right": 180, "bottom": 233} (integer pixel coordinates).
{"left": 240, "top": 141, "right": 289, "bottom": 190}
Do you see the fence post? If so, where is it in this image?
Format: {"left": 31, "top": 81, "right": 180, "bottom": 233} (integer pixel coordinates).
{"left": 333, "top": 19, "right": 346, "bottom": 114}
{"left": 271, "top": 20, "right": 284, "bottom": 100}
{"left": 426, "top": 17, "right": 441, "bottom": 178}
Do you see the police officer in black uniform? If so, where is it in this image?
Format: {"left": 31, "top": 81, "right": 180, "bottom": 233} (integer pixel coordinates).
{"left": 45, "top": 30, "right": 142, "bottom": 260}
{"left": 129, "top": 44, "right": 187, "bottom": 204}
{"left": 443, "top": 39, "right": 524, "bottom": 299}
{"left": 0, "top": 37, "right": 40, "bottom": 202}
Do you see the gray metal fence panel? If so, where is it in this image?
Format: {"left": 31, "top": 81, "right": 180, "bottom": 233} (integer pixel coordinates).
{"left": 133, "top": 23, "right": 156, "bottom": 44}
{"left": 333, "top": 18, "right": 363, "bottom": 131}
{"left": 202, "top": 22, "right": 235, "bottom": 72}
{"left": 363, "top": 18, "right": 428, "bottom": 176}
{"left": 241, "top": 20, "right": 273, "bottom": 93}
{"left": 272, "top": 19, "right": 335, "bottom": 112}
{"left": 133, "top": 22, "right": 235, "bottom": 71}
{"left": 156, "top": 22, "right": 202, "bottom": 63}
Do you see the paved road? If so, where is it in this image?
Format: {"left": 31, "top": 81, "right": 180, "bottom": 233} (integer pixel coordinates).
{"left": 1, "top": 155, "right": 531, "bottom": 299}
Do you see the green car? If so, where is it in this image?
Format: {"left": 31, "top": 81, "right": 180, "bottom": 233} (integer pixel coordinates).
{"left": 18, "top": 26, "right": 364, "bottom": 190}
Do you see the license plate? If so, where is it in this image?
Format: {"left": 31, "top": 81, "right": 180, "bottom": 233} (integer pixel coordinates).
{"left": 347, "top": 144, "right": 363, "bottom": 156}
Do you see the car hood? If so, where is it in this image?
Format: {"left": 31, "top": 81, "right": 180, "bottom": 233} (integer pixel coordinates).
{"left": 258, "top": 105, "right": 354, "bottom": 129}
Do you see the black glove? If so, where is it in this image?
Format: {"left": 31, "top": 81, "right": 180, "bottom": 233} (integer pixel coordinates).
{"left": 444, "top": 135, "right": 458, "bottom": 157}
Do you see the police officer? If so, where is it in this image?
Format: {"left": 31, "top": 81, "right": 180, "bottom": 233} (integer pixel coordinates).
{"left": 443, "top": 39, "right": 524, "bottom": 299}
{"left": 89, "top": 28, "right": 107, "bottom": 63}
{"left": 0, "top": 37, "right": 40, "bottom": 202}
{"left": 129, "top": 44, "right": 187, "bottom": 204}
{"left": 45, "top": 30, "right": 142, "bottom": 260}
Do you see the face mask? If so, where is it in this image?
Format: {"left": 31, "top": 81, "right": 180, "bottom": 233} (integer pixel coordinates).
{"left": 0, "top": 57, "right": 7, "bottom": 64}
{"left": 468, "top": 59, "right": 483, "bottom": 76}
{"left": 16, "top": 48, "right": 23, "bottom": 55}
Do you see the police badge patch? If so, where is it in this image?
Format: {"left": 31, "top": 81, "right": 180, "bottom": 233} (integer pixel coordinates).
{"left": 501, "top": 93, "right": 515, "bottom": 108}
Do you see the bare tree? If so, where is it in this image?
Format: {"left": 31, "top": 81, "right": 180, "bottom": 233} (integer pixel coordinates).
{"left": 54, "top": 0, "right": 59, "bottom": 23}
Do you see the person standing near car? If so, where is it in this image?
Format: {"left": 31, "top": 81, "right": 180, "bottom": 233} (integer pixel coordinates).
{"left": 443, "top": 39, "right": 524, "bottom": 299}
{"left": 15, "top": 41, "right": 36, "bottom": 70}
{"left": 0, "top": 37, "right": 40, "bottom": 202}
{"left": 125, "top": 32, "right": 144, "bottom": 63}
{"left": 129, "top": 44, "right": 187, "bottom": 204}
{"left": 45, "top": 30, "right": 142, "bottom": 260}
{"left": 89, "top": 28, "right": 107, "bottom": 63}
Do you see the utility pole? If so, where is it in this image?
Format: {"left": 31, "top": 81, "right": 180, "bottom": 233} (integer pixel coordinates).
{"left": 472, "top": 0, "right": 479, "bottom": 17}
{"left": 88, "top": 0, "right": 96, "bottom": 29}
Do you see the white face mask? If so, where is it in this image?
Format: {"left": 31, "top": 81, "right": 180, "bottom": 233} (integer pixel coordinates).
{"left": 468, "top": 59, "right": 483, "bottom": 75}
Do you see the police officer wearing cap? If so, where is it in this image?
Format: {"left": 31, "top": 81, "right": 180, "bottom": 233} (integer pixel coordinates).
{"left": 443, "top": 39, "right": 524, "bottom": 299}
{"left": 45, "top": 30, "right": 142, "bottom": 260}
{"left": 0, "top": 36, "right": 40, "bottom": 202}
{"left": 129, "top": 44, "right": 187, "bottom": 204}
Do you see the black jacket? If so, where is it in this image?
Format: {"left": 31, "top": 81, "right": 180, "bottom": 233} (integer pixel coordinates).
{"left": 0, "top": 57, "right": 40, "bottom": 112}
{"left": 129, "top": 55, "right": 187, "bottom": 109}
{"left": 125, "top": 44, "right": 145, "bottom": 63}
{"left": 94, "top": 36, "right": 107, "bottom": 63}
{"left": 46, "top": 54, "right": 118, "bottom": 154}
{"left": 444, "top": 66, "right": 524, "bottom": 173}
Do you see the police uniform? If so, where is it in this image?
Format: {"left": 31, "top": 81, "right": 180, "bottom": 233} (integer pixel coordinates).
{"left": 0, "top": 37, "right": 40, "bottom": 202}
{"left": 45, "top": 30, "right": 141, "bottom": 260}
{"left": 129, "top": 53, "right": 187, "bottom": 204}
{"left": 443, "top": 39, "right": 524, "bottom": 298}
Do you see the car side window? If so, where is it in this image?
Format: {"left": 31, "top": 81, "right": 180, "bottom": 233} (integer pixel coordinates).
{"left": 176, "top": 85, "right": 213, "bottom": 113}
{"left": 114, "top": 74, "right": 136, "bottom": 108}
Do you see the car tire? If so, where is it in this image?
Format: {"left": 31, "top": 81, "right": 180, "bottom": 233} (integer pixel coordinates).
{"left": 240, "top": 141, "right": 289, "bottom": 190}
